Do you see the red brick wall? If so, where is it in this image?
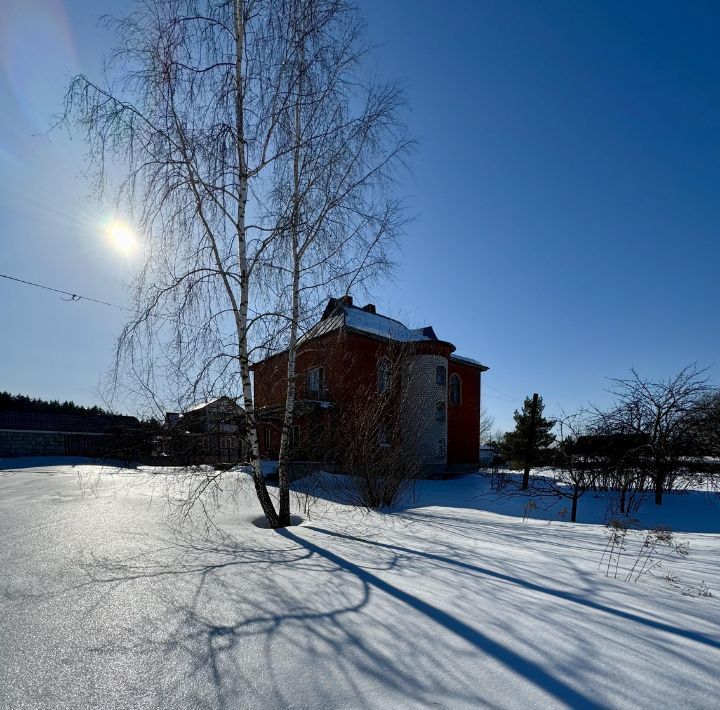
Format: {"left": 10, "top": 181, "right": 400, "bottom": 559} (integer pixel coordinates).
{"left": 253, "top": 327, "right": 473, "bottom": 467}
{"left": 447, "top": 361, "right": 481, "bottom": 466}
{"left": 254, "top": 331, "right": 401, "bottom": 459}
{"left": 254, "top": 331, "right": 390, "bottom": 409}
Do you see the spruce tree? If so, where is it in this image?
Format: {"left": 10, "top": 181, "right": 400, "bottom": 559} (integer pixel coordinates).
{"left": 501, "top": 395, "right": 556, "bottom": 469}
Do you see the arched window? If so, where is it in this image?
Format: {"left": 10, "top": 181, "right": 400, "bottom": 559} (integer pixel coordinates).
{"left": 436, "top": 365, "right": 446, "bottom": 385}
{"left": 377, "top": 357, "right": 391, "bottom": 394}
{"left": 435, "top": 401, "right": 446, "bottom": 422}
{"left": 450, "top": 374, "right": 461, "bottom": 405}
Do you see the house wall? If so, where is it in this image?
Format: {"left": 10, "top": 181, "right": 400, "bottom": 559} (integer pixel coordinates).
{"left": 253, "top": 330, "right": 457, "bottom": 471}
{"left": 447, "top": 360, "right": 481, "bottom": 468}
{"left": 254, "top": 330, "right": 395, "bottom": 460}
{"left": 401, "top": 353, "right": 449, "bottom": 471}
{"left": 254, "top": 330, "right": 384, "bottom": 408}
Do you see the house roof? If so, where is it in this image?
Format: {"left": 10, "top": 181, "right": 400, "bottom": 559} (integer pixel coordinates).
{"left": 344, "top": 307, "right": 439, "bottom": 343}
{"left": 302, "top": 297, "right": 444, "bottom": 346}
{"left": 450, "top": 354, "right": 490, "bottom": 371}
{"left": 183, "top": 398, "right": 221, "bottom": 414}
{"left": 256, "top": 296, "right": 489, "bottom": 371}
{"left": 182, "top": 397, "right": 244, "bottom": 415}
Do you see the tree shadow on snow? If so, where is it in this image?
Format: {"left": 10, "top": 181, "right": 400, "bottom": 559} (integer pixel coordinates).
{"left": 277, "top": 526, "right": 607, "bottom": 710}
{"left": 38, "top": 517, "right": 719, "bottom": 710}
{"left": 297, "top": 526, "right": 720, "bottom": 652}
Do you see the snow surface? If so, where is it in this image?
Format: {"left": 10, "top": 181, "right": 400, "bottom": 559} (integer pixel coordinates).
{"left": 1, "top": 459, "right": 718, "bottom": 709}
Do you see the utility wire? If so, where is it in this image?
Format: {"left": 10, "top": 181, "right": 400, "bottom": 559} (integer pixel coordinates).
{"left": 0, "top": 272, "right": 129, "bottom": 311}
{"left": 0, "top": 271, "right": 236, "bottom": 339}
{"left": 484, "top": 393, "right": 524, "bottom": 405}
{"left": 484, "top": 382, "right": 526, "bottom": 404}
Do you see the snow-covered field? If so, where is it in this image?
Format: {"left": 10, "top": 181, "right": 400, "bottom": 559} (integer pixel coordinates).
{"left": 1, "top": 459, "right": 718, "bottom": 709}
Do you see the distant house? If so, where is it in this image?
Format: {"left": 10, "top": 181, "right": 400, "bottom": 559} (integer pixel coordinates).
{"left": 164, "top": 397, "right": 245, "bottom": 464}
{"left": 0, "top": 410, "right": 140, "bottom": 458}
{"left": 252, "top": 296, "right": 489, "bottom": 474}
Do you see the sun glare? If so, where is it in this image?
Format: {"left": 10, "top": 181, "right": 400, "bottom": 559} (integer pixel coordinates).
{"left": 106, "top": 221, "right": 138, "bottom": 255}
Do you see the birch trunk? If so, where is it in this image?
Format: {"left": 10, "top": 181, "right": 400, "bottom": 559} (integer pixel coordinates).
{"left": 234, "top": 0, "right": 281, "bottom": 528}
{"left": 276, "top": 28, "right": 304, "bottom": 527}
{"left": 276, "top": 231, "right": 299, "bottom": 525}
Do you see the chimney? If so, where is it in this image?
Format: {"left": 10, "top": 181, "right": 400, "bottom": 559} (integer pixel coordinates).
{"left": 362, "top": 303, "right": 376, "bottom": 314}
{"left": 340, "top": 295, "right": 353, "bottom": 306}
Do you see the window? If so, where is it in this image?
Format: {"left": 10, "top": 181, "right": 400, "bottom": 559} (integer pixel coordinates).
{"left": 307, "top": 367, "right": 325, "bottom": 398}
{"left": 450, "top": 374, "right": 461, "bottom": 405}
{"left": 435, "top": 401, "right": 446, "bottom": 422}
{"left": 377, "top": 357, "right": 391, "bottom": 394}
{"left": 436, "top": 438, "right": 446, "bottom": 458}
{"left": 436, "top": 365, "right": 446, "bottom": 386}
{"left": 263, "top": 428, "right": 270, "bottom": 452}
{"left": 291, "top": 425, "right": 300, "bottom": 450}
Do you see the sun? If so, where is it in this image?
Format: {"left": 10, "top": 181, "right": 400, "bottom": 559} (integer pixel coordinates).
{"left": 106, "top": 220, "right": 138, "bottom": 255}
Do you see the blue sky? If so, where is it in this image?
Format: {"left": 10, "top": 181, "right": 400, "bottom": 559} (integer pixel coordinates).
{"left": 1, "top": 0, "right": 718, "bottom": 430}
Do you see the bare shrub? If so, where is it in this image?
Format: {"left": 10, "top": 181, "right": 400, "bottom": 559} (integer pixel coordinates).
{"left": 598, "top": 521, "right": 702, "bottom": 595}
{"left": 598, "top": 518, "right": 634, "bottom": 579}
{"left": 624, "top": 526, "right": 690, "bottom": 583}
{"left": 329, "top": 343, "right": 425, "bottom": 509}
{"left": 522, "top": 500, "right": 537, "bottom": 522}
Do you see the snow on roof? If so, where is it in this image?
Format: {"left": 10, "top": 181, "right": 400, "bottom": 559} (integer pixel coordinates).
{"left": 296, "top": 299, "right": 488, "bottom": 370}
{"left": 450, "top": 354, "right": 489, "bottom": 370}
{"left": 182, "top": 397, "right": 245, "bottom": 415}
{"left": 182, "top": 398, "right": 221, "bottom": 414}
{"left": 343, "top": 307, "right": 434, "bottom": 343}
{"left": 298, "top": 304, "right": 435, "bottom": 345}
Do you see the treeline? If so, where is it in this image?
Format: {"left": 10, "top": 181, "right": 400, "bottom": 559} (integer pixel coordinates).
{"left": 0, "top": 391, "right": 109, "bottom": 416}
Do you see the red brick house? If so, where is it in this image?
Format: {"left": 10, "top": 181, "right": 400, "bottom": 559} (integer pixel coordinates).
{"left": 252, "top": 296, "right": 489, "bottom": 474}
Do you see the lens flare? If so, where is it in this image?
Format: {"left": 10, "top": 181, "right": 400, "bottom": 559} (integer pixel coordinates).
{"left": 106, "top": 221, "right": 138, "bottom": 255}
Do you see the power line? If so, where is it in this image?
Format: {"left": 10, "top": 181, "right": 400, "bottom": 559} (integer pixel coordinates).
{"left": 483, "top": 393, "right": 524, "bottom": 405}
{"left": 484, "top": 382, "right": 521, "bottom": 399}
{"left": 0, "top": 272, "right": 128, "bottom": 311}
{"left": 0, "top": 271, "right": 233, "bottom": 338}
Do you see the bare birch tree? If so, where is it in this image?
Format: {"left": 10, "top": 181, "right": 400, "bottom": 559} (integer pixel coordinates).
{"left": 261, "top": 0, "right": 411, "bottom": 523}
{"left": 61, "top": 0, "right": 409, "bottom": 527}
